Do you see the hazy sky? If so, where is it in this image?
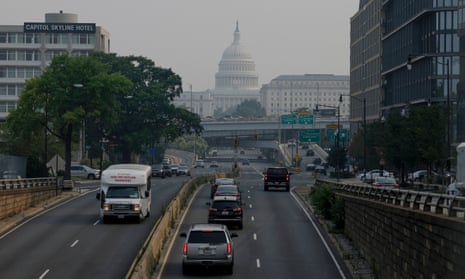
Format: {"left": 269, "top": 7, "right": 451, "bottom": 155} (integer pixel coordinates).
{"left": 3, "top": 0, "right": 359, "bottom": 91}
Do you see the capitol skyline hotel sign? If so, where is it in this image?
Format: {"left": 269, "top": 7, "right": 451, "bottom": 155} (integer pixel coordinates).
{"left": 23, "top": 22, "right": 96, "bottom": 33}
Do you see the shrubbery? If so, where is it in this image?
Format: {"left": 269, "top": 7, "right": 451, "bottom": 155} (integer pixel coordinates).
{"left": 310, "top": 183, "right": 345, "bottom": 232}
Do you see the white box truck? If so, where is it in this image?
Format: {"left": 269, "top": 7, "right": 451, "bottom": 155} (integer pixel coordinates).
{"left": 96, "top": 164, "right": 152, "bottom": 223}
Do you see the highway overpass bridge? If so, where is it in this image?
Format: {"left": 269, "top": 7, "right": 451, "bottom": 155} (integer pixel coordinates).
{"left": 201, "top": 118, "right": 351, "bottom": 149}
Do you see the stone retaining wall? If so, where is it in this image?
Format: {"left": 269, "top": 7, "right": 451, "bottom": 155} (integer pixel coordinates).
{"left": 341, "top": 194, "right": 465, "bottom": 278}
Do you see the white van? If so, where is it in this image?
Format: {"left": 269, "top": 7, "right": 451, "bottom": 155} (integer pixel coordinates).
{"left": 96, "top": 164, "right": 152, "bottom": 223}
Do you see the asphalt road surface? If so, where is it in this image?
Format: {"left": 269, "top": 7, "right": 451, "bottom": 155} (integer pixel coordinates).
{"left": 157, "top": 161, "right": 350, "bottom": 278}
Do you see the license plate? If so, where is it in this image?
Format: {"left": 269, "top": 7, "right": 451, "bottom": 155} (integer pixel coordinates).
{"left": 202, "top": 248, "right": 215, "bottom": 255}
{"left": 118, "top": 215, "right": 125, "bottom": 219}
{"left": 222, "top": 211, "right": 230, "bottom": 215}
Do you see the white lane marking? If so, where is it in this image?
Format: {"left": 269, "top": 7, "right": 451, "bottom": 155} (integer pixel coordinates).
{"left": 248, "top": 195, "right": 251, "bottom": 199}
{"left": 290, "top": 188, "right": 346, "bottom": 279}
{"left": 39, "top": 269, "right": 50, "bottom": 279}
{"left": 253, "top": 233, "right": 257, "bottom": 240}
{"left": 249, "top": 204, "right": 253, "bottom": 209}
{"left": 256, "top": 258, "right": 261, "bottom": 268}
{"left": 251, "top": 216, "right": 255, "bottom": 222}
{"left": 70, "top": 240, "right": 79, "bottom": 247}
{"left": 93, "top": 220, "right": 100, "bottom": 226}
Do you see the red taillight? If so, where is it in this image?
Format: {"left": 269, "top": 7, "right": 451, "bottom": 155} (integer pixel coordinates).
{"left": 264, "top": 174, "right": 268, "bottom": 181}
{"left": 209, "top": 208, "right": 218, "bottom": 212}
{"left": 373, "top": 183, "right": 380, "bottom": 187}
{"left": 227, "top": 243, "right": 232, "bottom": 254}
{"left": 234, "top": 193, "right": 240, "bottom": 197}
{"left": 286, "top": 174, "right": 289, "bottom": 181}
{"left": 233, "top": 208, "right": 242, "bottom": 213}
{"left": 183, "top": 243, "right": 188, "bottom": 254}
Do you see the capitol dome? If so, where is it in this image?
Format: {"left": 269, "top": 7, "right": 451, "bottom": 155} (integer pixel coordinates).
{"left": 215, "top": 22, "right": 259, "bottom": 90}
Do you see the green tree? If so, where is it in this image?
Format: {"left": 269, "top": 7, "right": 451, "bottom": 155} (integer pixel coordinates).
{"left": 234, "top": 99, "right": 265, "bottom": 118}
{"left": 4, "top": 54, "right": 132, "bottom": 179}
{"left": 91, "top": 53, "right": 203, "bottom": 162}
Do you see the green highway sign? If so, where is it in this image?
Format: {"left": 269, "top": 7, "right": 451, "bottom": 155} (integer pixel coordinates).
{"left": 298, "top": 114, "right": 314, "bottom": 125}
{"left": 326, "top": 128, "right": 348, "bottom": 143}
{"left": 299, "top": 129, "right": 320, "bottom": 143}
{"left": 281, "top": 114, "right": 297, "bottom": 125}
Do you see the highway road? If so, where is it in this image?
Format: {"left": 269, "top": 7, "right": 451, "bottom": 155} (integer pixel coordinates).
{"left": 0, "top": 175, "right": 188, "bottom": 279}
{"left": 0, "top": 147, "right": 345, "bottom": 278}
{"left": 157, "top": 160, "right": 350, "bottom": 278}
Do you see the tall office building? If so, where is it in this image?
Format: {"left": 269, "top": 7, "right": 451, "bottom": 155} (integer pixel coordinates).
{"left": 381, "top": 1, "right": 460, "bottom": 142}
{"left": 350, "top": 0, "right": 383, "bottom": 136}
{"left": 0, "top": 11, "right": 110, "bottom": 120}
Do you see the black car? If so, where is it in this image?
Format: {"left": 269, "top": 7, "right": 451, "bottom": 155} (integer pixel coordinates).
{"left": 162, "top": 164, "right": 172, "bottom": 177}
{"left": 313, "top": 157, "right": 322, "bottom": 165}
{"left": 306, "top": 149, "right": 315, "bottom": 156}
{"left": 151, "top": 164, "right": 166, "bottom": 178}
{"left": 207, "top": 197, "right": 243, "bottom": 229}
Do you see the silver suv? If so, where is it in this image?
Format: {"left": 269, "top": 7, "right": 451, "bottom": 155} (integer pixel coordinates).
{"left": 180, "top": 223, "right": 238, "bottom": 275}
{"left": 70, "top": 165, "right": 100, "bottom": 180}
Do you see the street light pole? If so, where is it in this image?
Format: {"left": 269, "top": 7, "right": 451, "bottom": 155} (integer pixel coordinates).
{"left": 342, "top": 94, "right": 367, "bottom": 176}
{"left": 446, "top": 58, "right": 451, "bottom": 173}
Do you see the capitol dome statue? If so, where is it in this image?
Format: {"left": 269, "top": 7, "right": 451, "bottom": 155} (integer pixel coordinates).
{"left": 215, "top": 21, "right": 259, "bottom": 90}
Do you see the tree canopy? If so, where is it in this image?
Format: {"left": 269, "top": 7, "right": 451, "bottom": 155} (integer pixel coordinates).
{"left": 2, "top": 53, "right": 203, "bottom": 178}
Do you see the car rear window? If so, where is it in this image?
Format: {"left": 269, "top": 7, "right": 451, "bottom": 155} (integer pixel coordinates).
{"left": 267, "top": 168, "right": 287, "bottom": 175}
{"left": 188, "top": 231, "right": 227, "bottom": 243}
{"left": 212, "top": 201, "right": 239, "bottom": 210}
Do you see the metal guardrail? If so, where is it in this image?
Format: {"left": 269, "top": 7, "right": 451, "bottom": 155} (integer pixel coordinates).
{"left": 334, "top": 183, "right": 465, "bottom": 220}
{"left": 0, "top": 177, "right": 56, "bottom": 190}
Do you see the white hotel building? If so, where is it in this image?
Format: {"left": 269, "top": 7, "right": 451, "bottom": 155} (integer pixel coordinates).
{"left": 0, "top": 11, "right": 110, "bottom": 121}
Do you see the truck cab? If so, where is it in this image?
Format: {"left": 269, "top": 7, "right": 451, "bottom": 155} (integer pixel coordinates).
{"left": 96, "top": 164, "right": 152, "bottom": 223}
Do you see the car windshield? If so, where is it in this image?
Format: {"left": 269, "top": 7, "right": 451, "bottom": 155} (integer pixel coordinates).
{"left": 188, "top": 231, "right": 226, "bottom": 243}
{"left": 106, "top": 186, "right": 140, "bottom": 198}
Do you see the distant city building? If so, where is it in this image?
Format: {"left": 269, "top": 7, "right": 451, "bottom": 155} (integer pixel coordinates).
{"left": 212, "top": 21, "right": 260, "bottom": 114}
{"left": 260, "top": 74, "right": 350, "bottom": 118}
{"left": 174, "top": 22, "right": 259, "bottom": 118}
{"left": 0, "top": 11, "right": 110, "bottom": 120}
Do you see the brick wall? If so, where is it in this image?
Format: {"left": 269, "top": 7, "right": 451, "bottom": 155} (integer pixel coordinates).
{"left": 342, "top": 194, "right": 465, "bottom": 278}
{"left": 0, "top": 187, "right": 58, "bottom": 219}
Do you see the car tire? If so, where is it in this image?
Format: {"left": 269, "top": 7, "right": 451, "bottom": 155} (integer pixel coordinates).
{"left": 182, "top": 264, "right": 190, "bottom": 275}
{"left": 238, "top": 222, "right": 243, "bottom": 230}
{"left": 88, "top": 174, "right": 95, "bottom": 180}
{"left": 225, "top": 264, "right": 233, "bottom": 275}
{"left": 264, "top": 185, "right": 268, "bottom": 191}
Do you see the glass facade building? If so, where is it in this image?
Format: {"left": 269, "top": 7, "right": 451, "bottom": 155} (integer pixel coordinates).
{"left": 381, "top": 0, "right": 461, "bottom": 142}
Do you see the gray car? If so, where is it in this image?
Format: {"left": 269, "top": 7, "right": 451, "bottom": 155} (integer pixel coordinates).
{"left": 180, "top": 223, "right": 237, "bottom": 275}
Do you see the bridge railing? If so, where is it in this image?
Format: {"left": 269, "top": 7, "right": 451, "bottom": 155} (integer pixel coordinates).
{"left": 328, "top": 182, "right": 465, "bottom": 220}
{"left": 0, "top": 177, "right": 56, "bottom": 190}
